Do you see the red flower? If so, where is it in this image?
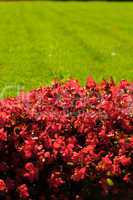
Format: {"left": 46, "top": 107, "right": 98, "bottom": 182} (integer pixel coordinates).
{"left": 112, "top": 158, "right": 121, "bottom": 175}
{"left": 97, "top": 155, "right": 112, "bottom": 171}
{"left": 119, "top": 155, "right": 131, "bottom": 167}
{"left": 18, "top": 184, "right": 29, "bottom": 199}
{"left": 23, "top": 139, "right": 35, "bottom": 159}
{"left": 0, "top": 77, "right": 133, "bottom": 199}
{"left": 123, "top": 173, "right": 130, "bottom": 183}
{"left": 24, "top": 162, "right": 38, "bottom": 181}
{"left": 71, "top": 167, "right": 86, "bottom": 181}
{"left": 0, "top": 179, "right": 6, "bottom": 191}
{"left": 86, "top": 76, "right": 96, "bottom": 89}
{"left": 0, "top": 128, "right": 7, "bottom": 141}
{"left": 49, "top": 171, "right": 65, "bottom": 188}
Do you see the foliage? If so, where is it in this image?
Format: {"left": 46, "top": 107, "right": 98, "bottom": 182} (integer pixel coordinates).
{"left": 0, "top": 77, "right": 133, "bottom": 199}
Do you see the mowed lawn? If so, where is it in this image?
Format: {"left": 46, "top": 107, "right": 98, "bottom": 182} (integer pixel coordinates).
{"left": 0, "top": 2, "right": 133, "bottom": 97}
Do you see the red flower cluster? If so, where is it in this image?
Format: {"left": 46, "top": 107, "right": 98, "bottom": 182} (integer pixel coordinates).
{"left": 0, "top": 77, "right": 133, "bottom": 199}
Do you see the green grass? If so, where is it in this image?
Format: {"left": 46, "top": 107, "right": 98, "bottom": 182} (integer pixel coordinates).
{"left": 0, "top": 1, "right": 133, "bottom": 97}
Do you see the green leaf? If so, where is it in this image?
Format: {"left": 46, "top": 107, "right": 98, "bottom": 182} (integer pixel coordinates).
{"left": 106, "top": 178, "right": 114, "bottom": 186}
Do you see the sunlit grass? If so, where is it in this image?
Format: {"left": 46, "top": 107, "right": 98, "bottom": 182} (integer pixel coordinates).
{"left": 0, "top": 1, "right": 133, "bottom": 97}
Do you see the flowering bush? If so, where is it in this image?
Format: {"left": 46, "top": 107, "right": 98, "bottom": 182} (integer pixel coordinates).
{"left": 0, "top": 77, "right": 133, "bottom": 199}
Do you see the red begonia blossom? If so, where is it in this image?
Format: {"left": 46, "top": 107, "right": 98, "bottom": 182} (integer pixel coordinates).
{"left": 0, "top": 77, "right": 132, "bottom": 199}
